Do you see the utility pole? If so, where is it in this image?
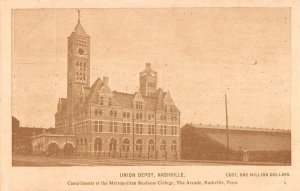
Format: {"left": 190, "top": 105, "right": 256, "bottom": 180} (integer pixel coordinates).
{"left": 225, "top": 94, "right": 229, "bottom": 160}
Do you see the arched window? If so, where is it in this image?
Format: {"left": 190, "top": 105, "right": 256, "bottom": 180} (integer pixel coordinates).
{"left": 148, "top": 139, "right": 154, "bottom": 152}
{"left": 94, "top": 138, "right": 102, "bottom": 151}
{"left": 135, "top": 139, "right": 143, "bottom": 152}
{"left": 122, "top": 139, "right": 130, "bottom": 152}
{"left": 160, "top": 140, "right": 167, "bottom": 151}
{"left": 171, "top": 140, "right": 177, "bottom": 152}
{"left": 109, "top": 138, "right": 117, "bottom": 151}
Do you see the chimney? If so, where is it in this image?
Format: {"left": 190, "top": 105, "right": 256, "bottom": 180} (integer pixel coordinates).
{"left": 103, "top": 77, "right": 109, "bottom": 85}
{"left": 146, "top": 63, "right": 151, "bottom": 69}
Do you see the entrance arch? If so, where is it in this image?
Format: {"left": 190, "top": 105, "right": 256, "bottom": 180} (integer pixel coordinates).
{"left": 48, "top": 143, "right": 59, "bottom": 156}
{"left": 63, "top": 143, "right": 74, "bottom": 156}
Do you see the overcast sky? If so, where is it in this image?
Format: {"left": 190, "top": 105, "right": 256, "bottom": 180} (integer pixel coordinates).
{"left": 12, "top": 8, "right": 290, "bottom": 129}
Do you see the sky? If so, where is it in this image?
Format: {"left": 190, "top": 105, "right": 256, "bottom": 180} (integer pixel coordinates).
{"left": 12, "top": 8, "right": 291, "bottom": 129}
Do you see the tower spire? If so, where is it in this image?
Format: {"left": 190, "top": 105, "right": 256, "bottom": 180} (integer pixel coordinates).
{"left": 77, "top": 9, "right": 81, "bottom": 23}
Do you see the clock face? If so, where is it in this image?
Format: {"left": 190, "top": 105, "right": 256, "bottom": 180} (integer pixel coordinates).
{"left": 78, "top": 48, "right": 85, "bottom": 55}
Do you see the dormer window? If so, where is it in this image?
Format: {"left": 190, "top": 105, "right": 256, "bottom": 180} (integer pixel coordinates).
{"left": 136, "top": 101, "right": 143, "bottom": 110}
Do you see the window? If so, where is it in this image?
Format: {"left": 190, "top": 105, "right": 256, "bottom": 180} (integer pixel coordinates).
{"left": 171, "top": 140, "right": 177, "bottom": 151}
{"left": 110, "top": 122, "right": 117, "bottom": 132}
{"left": 123, "top": 123, "right": 130, "bottom": 134}
{"left": 109, "top": 138, "right": 117, "bottom": 151}
{"left": 94, "top": 138, "right": 102, "bottom": 151}
{"left": 99, "top": 109, "right": 102, "bottom": 116}
{"left": 148, "top": 125, "right": 155, "bottom": 134}
{"left": 95, "top": 109, "right": 98, "bottom": 116}
{"left": 108, "top": 98, "right": 112, "bottom": 106}
{"left": 160, "top": 140, "right": 167, "bottom": 151}
{"left": 113, "top": 122, "right": 117, "bottom": 132}
{"left": 122, "top": 139, "right": 130, "bottom": 152}
{"left": 109, "top": 122, "right": 113, "bottom": 132}
{"left": 110, "top": 110, "right": 113, "bottom": 117}
{"left": 170, "top": 106, "right": 173, "bottom": 112}
{"left": 136, "top": 113, "right": 142, "bottom": 120}
{"left": 148, "top": 139, "right": 155, "bottom": 152}
{"left": 93, "top": 121, "right": 98, "bottom": 132}
{"left": 171, "top": 126, "right": 177, "bottom": 135}
{"left": 114, "top": 111, "right": 117, "bottom": 118}
{"left": 160, "top": 115, "right": 166, "bottom": 121}
{"left": 135, "top": 139, "right": 143, "bottom": 152}
{"left": 123, "top": 112, "right": 130, "bottom": 118}
{"left": 135, "top": 124, "right": 143, "bottom": 134}
{"left": 136, "top": 101, "right": 143, "bottom": 109}
{"left": 160, "top": 125, "right": 167, "bottom": 135}
{"left": 93, "top": 121, "right": 102, "bottom": 132}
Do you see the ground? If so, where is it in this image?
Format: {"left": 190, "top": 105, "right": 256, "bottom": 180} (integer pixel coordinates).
{"left": 12, "top": 154, "right": 290, "bottom": 166}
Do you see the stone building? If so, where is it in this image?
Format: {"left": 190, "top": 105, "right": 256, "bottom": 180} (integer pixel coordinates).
{"left": 53, "top": 14, "right": 181, "bottom": 159}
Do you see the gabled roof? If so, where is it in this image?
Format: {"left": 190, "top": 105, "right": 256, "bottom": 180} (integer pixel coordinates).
{"left": 74, "top": 77, "right": 179, "bottom": 112}
{"left": 113, "top": 92, "right": 135, "bottom": 108}
{"left": 132, "top": 91, "right": 144, "bottom": 102}
{"left": 85, "top": 78, "right": 103, "bottom": 103}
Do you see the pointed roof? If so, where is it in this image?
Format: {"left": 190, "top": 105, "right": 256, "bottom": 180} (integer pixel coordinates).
{"left": 73, "top": 22, "right": 88, "bottom": 37}
{"left": 85, "top": 78, "right": 103, "bottom": 103}
{"left": 140, "top": 63, "right": 157, "bottom": 77}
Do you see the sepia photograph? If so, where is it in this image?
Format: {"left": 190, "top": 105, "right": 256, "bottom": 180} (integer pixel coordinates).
{"left": 11, "top": 8, "right": 291, "bottom": 167}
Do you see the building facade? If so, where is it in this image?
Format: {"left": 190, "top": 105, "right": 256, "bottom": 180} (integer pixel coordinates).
{"left": 54, "top": 15, "right": 181, "bottom": 159}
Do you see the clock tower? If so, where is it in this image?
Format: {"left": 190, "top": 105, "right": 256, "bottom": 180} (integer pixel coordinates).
{"left": 66, "top": 11, "right": 90, "bottom": 133}
{"left": 139, "top": 63, "right": 157, "bottom": 97}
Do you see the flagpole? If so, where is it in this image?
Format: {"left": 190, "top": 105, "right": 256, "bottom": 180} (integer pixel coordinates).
{"left": 225, "top": 94, "right": 229, "bottom": 160}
